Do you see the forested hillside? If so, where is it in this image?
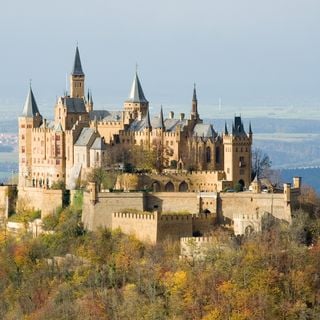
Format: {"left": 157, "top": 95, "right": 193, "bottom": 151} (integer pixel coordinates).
{"left": 0, "top": 191, "right": 320, "bottom": 319}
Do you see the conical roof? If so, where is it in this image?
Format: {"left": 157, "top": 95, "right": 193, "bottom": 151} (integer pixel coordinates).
{"left": 126, "top": 72, "right": 148, "bottom": 103}
{"left": 21, "top": 86, "right": 40, "bottom": 117}
{"left": 72, "top": 46, "right": 84, "bottom": 76}
{"left": 192, "top": 83, "right": 197, "bottom": 101}
{"left": 154, "top": 106, "right": 165, "bottom": 129}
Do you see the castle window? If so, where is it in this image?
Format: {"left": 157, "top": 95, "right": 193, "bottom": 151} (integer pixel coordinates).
{"left": 206, "top": 147, "right": 211, "bottom": 163}
{"left": 170, "top": 141, "right": 173, "bottom": 146}
{"left": 21, "top": 134, "right": 25, "bottom": 140}
{"left": 21, "top": 124, "right": 25, "bottom": 128}
{"left": 21, "top": 146, "right": 25, "bottom": 153}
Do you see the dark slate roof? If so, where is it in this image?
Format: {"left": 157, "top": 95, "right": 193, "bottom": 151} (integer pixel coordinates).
{"left": 192, "top": 84, "right": 197, "bottom": 101}
{"left": 21, "top": 87, "right": 41, "bottom": 117}
{"left": 128, "top": 115, "right": 188, "bottom": 132}
{"left": 193, "top": 124, "right": 216, "bottom": 138}
{"left": 72, "top": 46, "right": 84, "bottom": 76}
{"left": 154, "top": 106, "right": 165, "bottom": 129}
{"left": 126, "top": 72, "right": 148, "bottom": 103}
{"left": 128, "top": 116, "right": 151, "bottom": 132}
{"left": 89, "top": 110, "right": 122, "bottom": 121}
{"left": 62, "top": 97, "right": 86, "bottom": 113}
{"left": 232, "top": 116, "right": 247, "bottom": 136}
{"left": 163, "top": 118, "right": 188, "bottom": 132}
{"left": 75, "top": 128, "right": 95, "bottom": 146}
{"left": 91, "top": 137, "right": 106, "bottom": 150}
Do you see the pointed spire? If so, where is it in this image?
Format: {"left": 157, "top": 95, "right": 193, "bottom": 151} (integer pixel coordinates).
{"left": 192, "top": 83, "right": 197, "bottom": 101}
{"left": 126, "top": 71, "right": 148, "bottom": 103}
{"left": 89, "top": 89, "right": 93, "bottom": 104}
{"left": 155, "top": 105, "right": 165, "bottom": 129}
{"left": 249, "top": 121, "right": 252, "bottom": 135}
{"left": 72, "top": 46, "right": 84, "bottom": 76}
{"left": 21, "top": 85, "right": 41, "bottom": 117}
{"left": 145, "top": 108, "right": 151, "bottom": 129}
{"left": 224, "top": 121, "right": 228, "bottom": 135}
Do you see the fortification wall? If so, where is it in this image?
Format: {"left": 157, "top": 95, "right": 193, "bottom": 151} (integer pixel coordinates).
{"left": 192, "top": 213, "right": 215, "bottom": 235}
{"left": 145, "top": 192, "right": 199, "bottom": 213}
{"left": 219, "top": 192, "right": 291, "bottom": 223}
{"left": 112, "top": 212, "right": 158, "bottom": 243}
{"left": 157, "top": 214, "right": 193, "bottom": 241}
{"left": 18, "top": 187, "right": 63, "bottom": 218}
{"left": 0, "top": 185, "right": 17, "bottom": 218}
{"left": 82, "top": 191, "right": 145, "bottom": 231}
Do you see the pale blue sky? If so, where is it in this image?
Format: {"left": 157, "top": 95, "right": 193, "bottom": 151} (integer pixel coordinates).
{"left": 1, "top": 0, "right": 320, "bottom": 118}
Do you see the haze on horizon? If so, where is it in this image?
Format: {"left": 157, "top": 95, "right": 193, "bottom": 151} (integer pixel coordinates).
{"left": 1, "top": 0, "right": 320, "bottom": 119}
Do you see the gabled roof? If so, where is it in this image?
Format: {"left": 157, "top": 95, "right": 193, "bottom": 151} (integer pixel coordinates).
{"left": 75, "top": 128, "right": 95, "bottom": 146}
{"left": 126, "top": 72, "right": 148, "bottom": 103}
{"left": 89, "top": 110, "right": 122, "bottom": 121}
{"left": 21, "top": 86, "right": 41, "bottom": 117}
{"left": 91, "top": 137, "right": 106, "bottom": 150}
{"left": 193, "top": 124, "right": 216, "bottom": 138}
{"left": 72, "top": 46, "right": 84, "bottom": 76}
{"left": 62, "top": 97, "right": 86, "bottom": 113}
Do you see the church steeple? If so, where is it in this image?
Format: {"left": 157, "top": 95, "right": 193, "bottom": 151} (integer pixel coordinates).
{"left": 191, "top": 83, "right": 199, "bottom": 121}
{"left": 70, "top": 46, "right": 85, "bottom": 98}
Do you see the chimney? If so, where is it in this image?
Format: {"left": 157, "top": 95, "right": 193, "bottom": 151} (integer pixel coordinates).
{"left": 180, "top": 113, "right": 185, "bottom": 120}
{"left": 169, "top": 111, "right": 174, "bottom": 119}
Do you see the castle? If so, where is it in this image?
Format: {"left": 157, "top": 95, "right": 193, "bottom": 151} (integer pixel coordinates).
{"left": 15, "top": 46, "right": 301, "bottom": 243}
{"left": 18, "top": 46, "right": 252, "bottom": 192}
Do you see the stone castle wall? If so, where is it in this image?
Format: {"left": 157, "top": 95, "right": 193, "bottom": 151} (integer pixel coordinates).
{"left": 219, "top": 192, "right": 292, "bottom": 224}
{"left": 18, "top": 187, "right": 63, "bottom": 218}
{"left": 0, "top": 185, "right": 17, "bottom": 218}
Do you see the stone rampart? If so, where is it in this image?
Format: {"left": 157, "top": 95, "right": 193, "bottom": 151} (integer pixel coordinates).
{"left": 18, "top": 187, "right": 63, "bottom": 218}
{"left": 0, "top": 185, "right": 17, "bottom": 218}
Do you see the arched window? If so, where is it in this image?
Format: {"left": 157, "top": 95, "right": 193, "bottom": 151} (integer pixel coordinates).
{"left": 165, "top": 181, "right": 174, "bottom": 192}
{"left": 206, "top": 147, "right": 211, "bottom": 163}
{"left": 179, "top": 181, "right": 188, "bottom": 192}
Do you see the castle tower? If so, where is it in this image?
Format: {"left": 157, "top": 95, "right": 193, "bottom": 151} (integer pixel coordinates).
{"left": 124, "top": 71, "right": 149, "bottom": 121}
{"left": 18, "top": 86, "right": 42, "bottom": 187}
{"left": 190, "top": 83, "right": 200, "bottom": 121}
{"left": 70, "top": 46, "right": 85, "bottom": 98}
{"left": 223, "top": 116, "right": 252, "bottom": 189}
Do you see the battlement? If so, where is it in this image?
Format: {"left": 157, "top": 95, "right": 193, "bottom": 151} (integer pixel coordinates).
{"left": 181, "top": 236, "right": 213, "bottom": 244}
{"left": 113, "top": 211, "right": 156, "bottom": 220}
{"left": 160, "top": 214, "right": 191, "bottom": 221}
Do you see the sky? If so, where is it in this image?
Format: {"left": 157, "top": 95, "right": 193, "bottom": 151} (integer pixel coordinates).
{"left": 1, "top": 0, "right": 320, "bottom": 119}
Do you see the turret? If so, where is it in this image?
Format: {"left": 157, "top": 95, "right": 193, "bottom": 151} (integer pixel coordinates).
{"left": 70, "top": 46, "right": 85, "bottom": 98}
{"left": 190, "top": 83, "right": 199, "bottom": 121}
{"left": 19, "top": 86, "right": 42, "bottom": 187}
{"left": 124, "top": 71, "right": 149, "bottom": 120}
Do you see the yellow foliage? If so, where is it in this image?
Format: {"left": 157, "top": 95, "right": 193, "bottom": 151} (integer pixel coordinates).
{"left": 202, "top": 309, "right": 222, "bottom": 320}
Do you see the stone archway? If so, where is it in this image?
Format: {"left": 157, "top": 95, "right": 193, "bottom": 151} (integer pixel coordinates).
{"left": 245, "top": 225, "right": 254, "bottom": 236}
{"left": 179, "top": 181, "right": 188, "bottom": 192}
{"left": 165, "top": 181, "right": 174, "bottom": 192}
